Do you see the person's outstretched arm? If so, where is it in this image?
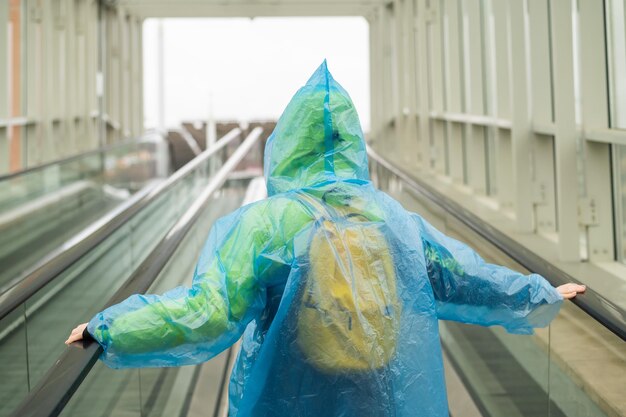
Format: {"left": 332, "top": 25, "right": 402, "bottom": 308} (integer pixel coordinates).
{"left": 413, "top": 214, "right": 585, "bottom": 334}
{"left": 65, "top": 198, "right": 310, "bottom": 368}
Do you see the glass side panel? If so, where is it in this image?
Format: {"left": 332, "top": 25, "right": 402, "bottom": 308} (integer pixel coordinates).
{"left": 0, "top": 153, "right": 100, "bottom": 214}
{"left": 547, "top": 300, "right": 623, "bottom": 417}
{"left": 103, "top": 141, "right": 159, "bottom": 192}
{"left": 0, "top": 138, "right": 165, "bottom": 213}
{"left": 23, "top": 223, "right": 133, "bottom": 387}
{"left": 0, "top": 179, "right": 119, "bottom": 290}
{"left": 20, "top": 165, "right": 223, "bottom": 389}
{"left": 0, "top": 149, "right": 227, "bottom": 416}
{"left": 138, "top": 179, "right": 249, "bottom": 417}
{"left": 60, "top": 364, "right": 142, "bottom": 417}
{"left": 440, "top": 323, "right": 554, "bottom": 416}
{"left": 0, "top": 138, "right": 166, "bottom": 290}
{"left": 0, "top": 306, "right": 29, "bottom": 417}
{"left": 128, "top": 192, "right": 178, "bottom": 271}
{"left": 58, "top": 179, "right": 249, "bottom": 417}
{"left": 127, "top": 151, "right": 216, "bottom": 271}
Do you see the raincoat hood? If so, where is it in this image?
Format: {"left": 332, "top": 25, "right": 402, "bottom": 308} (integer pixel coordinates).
{"left": 263, "top": 61, "right": 370, "bottom": 196}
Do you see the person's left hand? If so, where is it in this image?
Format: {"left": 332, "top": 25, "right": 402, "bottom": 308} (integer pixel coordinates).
{"left": 65, "top": 323, "right": 88, "bottom": 345}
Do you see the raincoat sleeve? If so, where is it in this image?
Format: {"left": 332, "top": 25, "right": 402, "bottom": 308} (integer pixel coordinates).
{"left": 413, "top": 214, "right": 563, "bottom": 334}
{"left": 86, "top": 202, "right": 275, "bottom": 369}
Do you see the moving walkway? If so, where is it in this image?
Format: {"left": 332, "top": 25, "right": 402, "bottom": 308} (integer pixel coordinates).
{"left": 5, "top": 138, "right": 624, "bottom": 417}
{"left": 0, "top": 128, "right": 263, "bottom": 417}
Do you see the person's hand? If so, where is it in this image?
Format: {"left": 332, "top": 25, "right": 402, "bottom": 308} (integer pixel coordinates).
{"left": 65, "top": 323, "right": 88, "bottom": 345}
{"left": 556, "top": 283, "right": 586, "bottom": 299}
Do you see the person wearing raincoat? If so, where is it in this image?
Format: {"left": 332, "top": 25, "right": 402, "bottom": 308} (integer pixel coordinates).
{"left": 66, "top": 61, "right": 585, "bottom": 417}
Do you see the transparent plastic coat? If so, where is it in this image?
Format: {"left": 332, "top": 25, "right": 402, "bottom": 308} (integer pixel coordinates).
{"left": 87, "top": 61, "right": 563, "bottom": 417}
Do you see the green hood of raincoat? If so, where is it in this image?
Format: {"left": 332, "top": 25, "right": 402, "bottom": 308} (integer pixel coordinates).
{"left": 263, "top": 61, "right": 370, "bottom": 196}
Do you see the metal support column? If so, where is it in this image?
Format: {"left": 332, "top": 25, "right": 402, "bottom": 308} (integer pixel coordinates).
{"left": 508, "top": 0, "right": 535, "bottom": 232}
{"left": 550, "top": 0, "right": 580, "bottom": 261}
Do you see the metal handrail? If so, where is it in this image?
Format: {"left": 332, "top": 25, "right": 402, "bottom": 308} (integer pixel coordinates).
{"left": 367, "top": 146, "right": 626, "bottom": 342}
{"left": 0, "top": 128, "right": 242, "bottom": 321}
{"left": 9, "top": 128, "right": 263, "bottom": 417}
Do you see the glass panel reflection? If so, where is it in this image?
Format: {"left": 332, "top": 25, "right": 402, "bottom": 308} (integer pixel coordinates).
{"left": 24, "top": 224, "right": 133, "bottom": 388}
{"left": 0, "top": 306, "right": 30, "bottom": 417}
{"left": 0, "top": 138, "right": 166, "bottom": 290}
{"left": 59, "top": 363, "right": 142, "bottom": 417}
{"left": 57, "top": 179, "right": 248, "bottom": 417}
{"left": 548, "top": 300, "right": 623, "bottom": 417}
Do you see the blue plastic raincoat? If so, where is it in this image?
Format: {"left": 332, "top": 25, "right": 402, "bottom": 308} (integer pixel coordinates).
{"left": 87, "top": 61, "right": 563, "bottom": 417}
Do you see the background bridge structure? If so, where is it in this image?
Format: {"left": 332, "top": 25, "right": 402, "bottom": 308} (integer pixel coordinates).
{"left": 0, "top": 1, "right": 624, "bottom": 416}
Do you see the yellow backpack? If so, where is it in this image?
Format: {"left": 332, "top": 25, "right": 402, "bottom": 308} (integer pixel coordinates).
{"left": 296, "top": 192, "right": 401, "bottom": 373}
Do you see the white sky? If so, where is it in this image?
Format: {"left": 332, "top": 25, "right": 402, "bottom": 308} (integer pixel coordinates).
{"left": 143, "top": 17, "right": 371, "bottom": 132}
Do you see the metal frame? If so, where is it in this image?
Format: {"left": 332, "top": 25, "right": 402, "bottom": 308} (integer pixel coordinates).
{"left": 369, "top": 0, "right": 623, "bottom": 273}
{"left": 550, "top": 0, "right": 580, "bottom": 261}
{"left": 0, "top": 0, "right": 143, "bottom": 175}
{"left": 580, "top": 0, "right": 615, "bottom": 263}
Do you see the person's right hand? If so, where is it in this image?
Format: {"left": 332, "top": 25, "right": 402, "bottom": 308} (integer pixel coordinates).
{"left": 556, "top": 283, "right": 586, "bottom": 299}
{"left": 65, "top": 323, "right": 88, "bottom": 345}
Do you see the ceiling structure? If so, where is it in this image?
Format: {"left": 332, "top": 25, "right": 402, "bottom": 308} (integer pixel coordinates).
{"left": 114, "top": 0, "right": 387, "bottom": 18}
